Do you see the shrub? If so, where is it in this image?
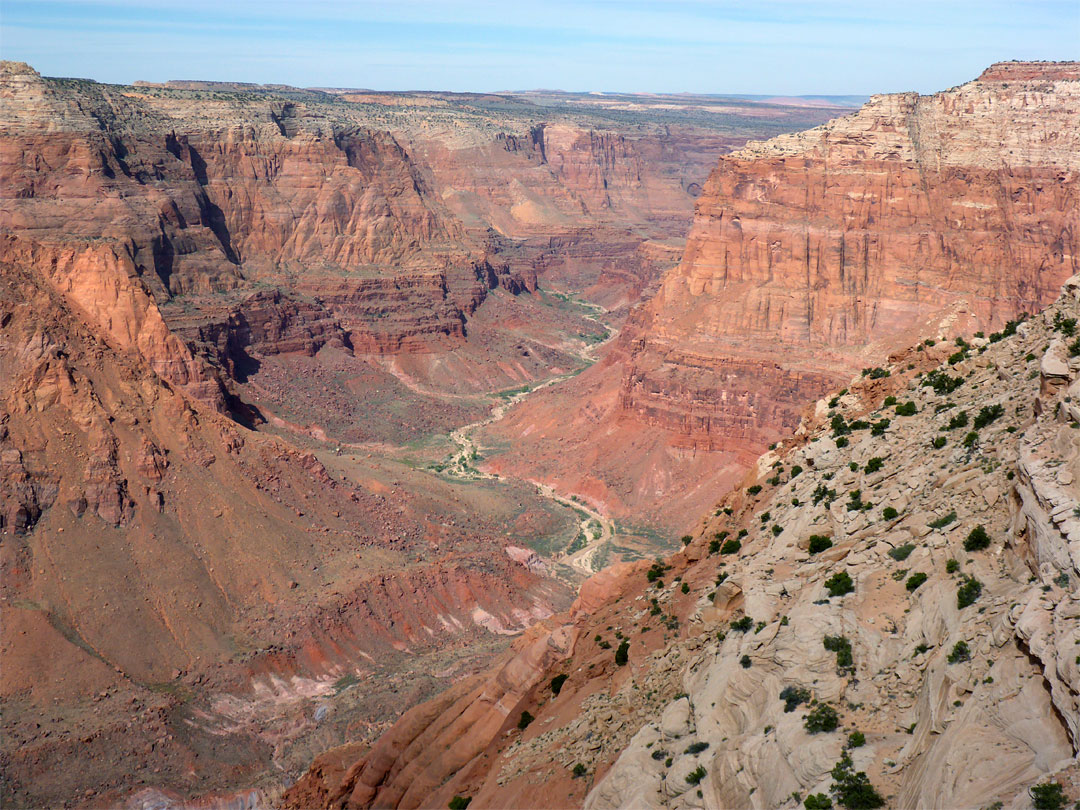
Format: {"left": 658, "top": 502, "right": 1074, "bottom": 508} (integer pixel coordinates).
{"left": 685, "top": 765, "right": 707, "bottom": 785}
{"left": 721, "top": 539, "right": 742, "bottom": 555}
{"left": 831, "top": 414, "right": 851, "bottom": 436}
{"left": 572, "top": 763, "right": 587, "bottom": 778}
{"left": 812, "top": 483, "right": 837, "bottom": 506}
{"left": 738, "top": 528, "right": 748, "bottom": 538}
{"left": 772, "top": 524, "right": 783, "bottom": 537}
{"left": 963, "top": 525, "right": 992, "bottom": 551}
{"left": 895, "top": 401, "right": 918, "bottom": 416}
{"left": 973, "top": 404, "right": 1004, "bottom": 429}
{"left": 947, "top": 640, "right": 970, "bottom": 664}
{"left": 646, "top": 561, "right": 667, "bottom": 582}
{"left": 957, "top": 575, "right": 982, "bottom": 608}
{"left": 808, "top": 534, "right": 833, "bottom": 554}
{"left": 780, "top": 685, "right": 812, "bottom": 712}
{"left": 448, "top": 797, "right": 472, "bottom": 810}
{"left": 1030, "top": 782, "right": 1067, "bottom": 810}
{"left": 835, "top": 436, "right": 849, "bottom": 449}
{"left": 824, "top": 571, "right": 855, "bottom": 597}
{"left": 708, "top": 539, "right": 721, "bottom": 554}
{"left": 946, "top": 410, "right": 969, "bottom": 430}
{"left": 865, "top": 457, "right": 884, "bottom": 473}
{"left": 748, "top": 485, "right": 762, "bottom": 495}
{"left": 650, "top": 749, "right": 667, "bottom": 761}
{"left": 791, "top": 464, "right": 804, "bottom": 478}
{"left": 804, "top": 794, "right": 833, "bottom": 810}
{"left": 870, "top": 418, "right": 891, "bottom": 436}
{"left": 684, "top": 741, "right": 710, "bottom": 755}
{"left": 923, "top": 369, "right": 964, "bottom": 395}
{"left": 847, "top": 731, "right": 866, "bottom": 748}
{"left": 905, "top": 572, "right": 928, "bottom": 591}
{"left": 614, "top": 640, "right": 630, "bottom": 666}
{"left": 846, "top": 490, "right": 865, "bottom": 511}
{"left": 804, "top": 703, "right": 839, "bottom": 734}
{"left": 731, "top": 616, "right": 754, "bottom": 632}
{"left": 829, "top": 751, "right": 885, "bottom": 809}
{"left": 962, "top": 430, "right": 978, "bottom": 448}
{"left": 680, "top": 582, "right": 690, "bottom": 594}
{"left": 882, "top": 506, "right": 899, "bottom": 521}
{"left": 947, "top": 350, "right": 966, "bottom": 365}
{"left": 883, "top": 396, "right": 897, "bottom": 407}
{"left": 888, "top": 543, "right": 915, "bottom": 561}
{"left": 681, "top": 534, "right": 693, "bottom": 546}
{"left": 550, "top": 674, "right": 568, "bottom": 695}
{"left": 739, "top": 654, "right": 752, "bottom": 668}
{"left": 517, "top": 711, "right": 534, "bottom": 730}
{"left": 1054, "top": 313, "right": 1077, "bottom": 336}
{"left": 824, "top": 635, "right": 854, "bottom": 668}
{"left": 929, "top": 511, "right": 957, "bottom": 529}
{"left": 931, "top": 436, "right": 947, "bottom": 449}
{"left": 862, "top": 367, "right": 890, "bottom": 379}
{"left": 945, "top": 558, "right": 960, "bottom": 574}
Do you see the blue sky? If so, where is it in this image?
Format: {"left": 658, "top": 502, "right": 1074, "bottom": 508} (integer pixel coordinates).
{"left": 1, "top": 1, "right": 1077, "bottom": 94}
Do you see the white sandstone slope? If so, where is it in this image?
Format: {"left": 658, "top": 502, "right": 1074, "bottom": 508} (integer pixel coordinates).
{"left": 585, "top": 278, "right": 1080, "bottom": 810}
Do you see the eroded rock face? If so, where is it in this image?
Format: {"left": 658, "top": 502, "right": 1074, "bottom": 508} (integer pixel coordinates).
{"left": 483, "top": 61, "right": 1080, "bottom": 530}
{"left": 292, "top": 272, "right": 1080, "bottom": 810}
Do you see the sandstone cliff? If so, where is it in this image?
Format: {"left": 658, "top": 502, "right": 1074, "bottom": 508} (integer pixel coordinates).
{"left": 288, "top": 271, "right": 1080, "bottom": 810}
{"left": 481, "top": 61, "right": 1080, "bottom": 531}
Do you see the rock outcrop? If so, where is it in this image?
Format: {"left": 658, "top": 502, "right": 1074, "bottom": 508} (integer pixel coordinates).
{"left": 290, "top": 271, "right": 1080, "bottom": 810}
{"left": 482, "top": 61, "right": 1080, "bottom": 531}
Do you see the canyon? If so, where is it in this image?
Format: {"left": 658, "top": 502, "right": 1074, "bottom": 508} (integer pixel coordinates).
{"left": 2, "top": 57, "right": 1078, "bottom": 809}
{"left": 0, "top": 60, "right": 845, "bottom": 807}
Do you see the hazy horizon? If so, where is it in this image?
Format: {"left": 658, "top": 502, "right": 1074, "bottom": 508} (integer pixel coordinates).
{"left": 2, "top": 0, "right": 1077, "bottom": 97}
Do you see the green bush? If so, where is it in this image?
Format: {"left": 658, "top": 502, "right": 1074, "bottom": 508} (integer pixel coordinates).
{"left": 804, "top": 703, "right": 839, "bottom": 734}
{"left": 808, "top": 534, "right": 833, "bottom": 554}
{"left": 829, "top": 751, "right": 885, "bottom": 809}
{"left": 962, "top": 430, "right": 978, "bottom": 448}
{"left": 772, "top": 524, "right": 783, "bottom": 537}
{"left": 731, "top": 616, "right": 754, "bottom": 632}
{"left": 963, "top": 525, "right": 992, "bottom": 551}
{"left": 791, "top": 464, "right": 804, "bottom": 478}
{"left": 708, "top": 539, "right": 721, "bottom": 554}
{"left": 517, "top": 711, "right": 534, "bottom": 730}
{"left": 862, "top": 367, "right": 890, "bottom": 379}
{"left": 825, "top": 571, "right": 855, "bottom": 597}
{"left": 448, "top": 796, "right": 472, "bottom": 810}
{"left": 870, "top": 419, "right": 890, "bottom": 436}
{"left": 571, "top": 763, "right": 587, "bottom": 778}
{"left": 846, "top": 731, "right": 865, "bottom": 748}
{"left": 680, "top": 582, "right": 690, "bottom": 594}
{"left": 1030, "top": 782, "right": 1067, "bottom": 810}
{"left": 780, "top": 685, "right": 812, "bottom": 712}
{"left": 895, "top": 401, "right": 918, "bottom": 416}
{"left": 1053, "top": 313, "right": 1077, "bottom": 337}
{"left": 835, "top": 436, "right": 849, "bottom": 449}
{"left": 905, "top": 572, "right": 928, "bottom": 591}
{"left": 684, "top": 741, "right": 710, "bottom": 754}
{"left": 973, "top": 404, "right": 1004, "bottom": 429}
{"left": 923, "top": 369, "right": 964, "bottom": 395}
{"left": 947, "top": 640, "right": 970, "bottom": 664}
{"left": 865, "top": 457, "right": 884, "bottom": 473}
{"left": 823, "top": 635, "right": 853, "bottom": 668}
{"left": 614, "top": 640, "right": 630, "bottom": 666}
{"left": 888, "top": 543, "right": 915, "bottom": 561}
{"left": 882, "top": 506, "right": 899, "bottom": 520}
{"left": 929, "top": 511, "right": 957, "bottom": 529}
{"left": 946, "top": 410, "right": 969, "bottom": 430}
{"left": 804, "top": 793, "right": 833, "bottom": 810}
{"left": 681, "top": 534, "right": 693, "bottom": 546}
{"left": 685, "top": 765, "right": 707, "bottom": 785}
{"left": 945, "top": 558, "right": 960, "bottom": 574}
{"left": 931, "top": 436, "right": 947, "bottom": 449}
{"left": 739, "top": 654, "right": 752, "bottom": 668}
{"left": 721, "top": 539, "right": 742, "bottom": 555}
{"left": 831, "top": 414, "right": 851, "bottom": 436}
{"left": 550, "top": 674, "right": 568, "bottom": 695}
{"left": 883, "top": 396, "right": 897, "bottom": 407}
{"left": 957, "top": 575, "right": 982, "bottom": 608}
{"left": 748, "top": 485, "right": 762, "bottom": 495}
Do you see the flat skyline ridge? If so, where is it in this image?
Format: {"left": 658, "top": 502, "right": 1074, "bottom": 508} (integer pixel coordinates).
{"left": 2, "top": 1, "right": 1078, "bottom": 96}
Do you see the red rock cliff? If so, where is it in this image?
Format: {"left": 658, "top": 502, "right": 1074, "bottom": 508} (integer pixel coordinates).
{"left": 483, "top": 61, "right": 1080, "bottom": 529}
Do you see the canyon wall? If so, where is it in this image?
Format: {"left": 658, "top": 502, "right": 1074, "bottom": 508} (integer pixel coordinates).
{"left": 483, "top": 61, "right": 1080, "bottom": 531}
